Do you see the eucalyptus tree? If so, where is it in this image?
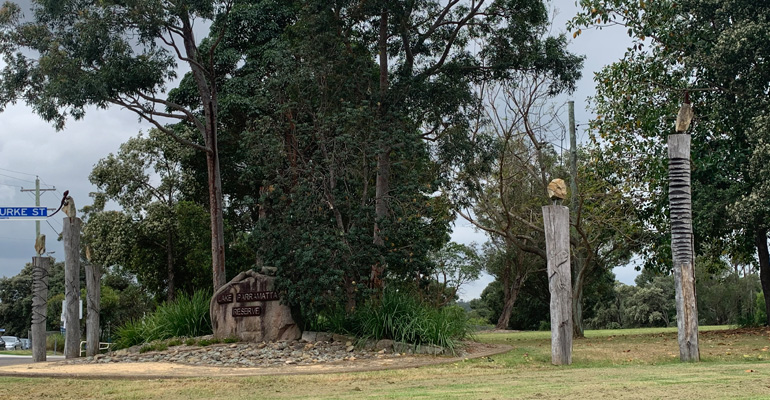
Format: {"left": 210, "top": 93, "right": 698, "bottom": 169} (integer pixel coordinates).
{"left": 571, "top": 0, "right": 770, "bottom": 325}
{"left": 459, "top": 72, "right": 641, "bottom": 335}
{"left": 426, "top": 242, "right": 482, "bottom": 307}
{"left": 456, "top": 75, "right": 561, "bottom": 330}
{"left": 0, "top": 0, "right": 243, "bottom": 290}
{"left": 89, "top": 130, "right": 210, "bottom": 300}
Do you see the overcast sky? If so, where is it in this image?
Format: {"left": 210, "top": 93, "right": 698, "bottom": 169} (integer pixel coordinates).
{"left": 0, "top": 0, "right": 637, "bottom": 301}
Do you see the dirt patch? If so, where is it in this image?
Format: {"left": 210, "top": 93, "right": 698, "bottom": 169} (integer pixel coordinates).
{"left": 0, "top": 341, "right": 511, "bottom": 380}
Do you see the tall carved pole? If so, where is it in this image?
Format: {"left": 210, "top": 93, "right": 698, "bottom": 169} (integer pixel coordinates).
{"left": 85, "top": 247, "right": 101, "bottom": 357}
{"left": 31, "top": 255, "right": 50, "bottom": 362}
{"left": 543, "top": 179, "right": 572, "bottom": 365}
{"left": 669, "top": 101, "right": 699, "bottom": 361}
{"left": 63, "top": 216, "right": 82, "bottom": 359}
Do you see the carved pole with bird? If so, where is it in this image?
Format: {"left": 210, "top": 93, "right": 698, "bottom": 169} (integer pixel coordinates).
{"left": 669, "top": 92, "right": 700, "bottom": 362}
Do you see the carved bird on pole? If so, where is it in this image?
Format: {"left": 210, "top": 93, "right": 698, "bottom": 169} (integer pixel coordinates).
{"left": 63, "top": 196, "right": 76, "bottom": 221}
{"left": 48, "top": 190, "right": 69, "bottom": 218}
{"left": 676, "top": 91, "right": 694, "bottom": 133}
{"left": 34, "top": 234, "right": 46, "bottom": 256}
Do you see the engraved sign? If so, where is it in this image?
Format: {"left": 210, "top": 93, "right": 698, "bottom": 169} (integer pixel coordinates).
{"left": 236, "top": 291, "right": 279, "bottom": 302}
{"left": 217, "top": 293, "right": 234, "bottom": 304}
{"left": 232, "top": 306, "right": 262, "bottom": 317}
{"left": 210, "top": 269, "right": 301, "bottom": 341}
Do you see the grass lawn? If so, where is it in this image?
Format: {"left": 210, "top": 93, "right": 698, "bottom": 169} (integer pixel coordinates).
{"left": 1, "top": 326, "right": 769, "bottom": 399}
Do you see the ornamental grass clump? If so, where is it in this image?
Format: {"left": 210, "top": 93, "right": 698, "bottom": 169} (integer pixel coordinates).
{"left": 351, "top": 289, "right": 472, "bottom": 353}
{"left": 115, "top": 290, "right": 212, "bottom": 349}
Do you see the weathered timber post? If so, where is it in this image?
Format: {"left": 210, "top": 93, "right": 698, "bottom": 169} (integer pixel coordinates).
{"left": 63, "top": 217, "right": 82, "bottom": 359}
{"left": 85, "top": 260, "right": 101, "bottom": 357}
{"left": 31, "top": 256, "right": 50, "bottom": 362}
{"left": 543, "top": 204, "right": 572, "bottom": 365}
{"left": 669, "top": 101, "right": 699, "bottom": 362}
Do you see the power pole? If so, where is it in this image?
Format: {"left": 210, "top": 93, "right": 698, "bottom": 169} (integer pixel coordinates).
{"left": 568, "top": 101, "right": 577, "bottom": 203}
{"left": 21, "top": 177, "right": 56, "bottom": 240}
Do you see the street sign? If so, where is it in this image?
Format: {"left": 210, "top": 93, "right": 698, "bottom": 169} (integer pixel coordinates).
{"left": 0, "top": 207, "right": 48, "bottom": 220}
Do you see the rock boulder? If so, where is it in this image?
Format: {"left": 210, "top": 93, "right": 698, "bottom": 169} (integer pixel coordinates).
{"left": 210, "top": 269, "right": 301, "bottom": 342}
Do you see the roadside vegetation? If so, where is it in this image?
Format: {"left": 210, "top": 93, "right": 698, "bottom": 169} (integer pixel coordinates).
{"left": 114, "top": 290, "right": 212, "bottom": 349}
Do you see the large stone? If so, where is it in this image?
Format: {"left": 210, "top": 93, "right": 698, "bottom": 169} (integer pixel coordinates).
{"left": 210, "top": 269, "right": 301, "bottom": 342}
{"left": 547, "top": 179, "right": 567, "bottom": 201}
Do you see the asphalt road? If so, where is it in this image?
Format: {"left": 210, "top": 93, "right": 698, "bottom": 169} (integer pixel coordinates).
{"left": 0, "top": 354, "right": 64, "bottom": 367}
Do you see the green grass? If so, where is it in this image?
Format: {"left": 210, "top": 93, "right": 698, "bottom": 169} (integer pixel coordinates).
{"left": 0, "top": 350, "right": 31, "bottom": 356}
{"left": 0, "top": 325, "right": 769, "bottom": 399}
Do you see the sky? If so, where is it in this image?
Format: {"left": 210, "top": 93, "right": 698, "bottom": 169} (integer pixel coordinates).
{"left": 0, "top": 0, "right": 638, "bottom": 301}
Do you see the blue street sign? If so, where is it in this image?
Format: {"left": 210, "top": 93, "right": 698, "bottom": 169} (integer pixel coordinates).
{"left": 0, "top": 207, "right": 48, "bottom": 220}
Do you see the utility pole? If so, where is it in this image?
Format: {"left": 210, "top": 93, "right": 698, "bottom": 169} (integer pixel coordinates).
{"left": 21, "top": 177, "right": 56, "bottom": 240}
{"left": 568, "top": 101, "right": 577, "bottom": 203}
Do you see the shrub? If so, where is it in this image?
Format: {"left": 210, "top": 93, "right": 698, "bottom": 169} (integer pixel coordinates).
{"left": 114, "top": 290, "right": 212, "bottom": 349}
{"left": 755, "top": 292, "right": 768, "bottom": 326}
{"left": 46, "top": 333, "right": 65, "bottom": 353}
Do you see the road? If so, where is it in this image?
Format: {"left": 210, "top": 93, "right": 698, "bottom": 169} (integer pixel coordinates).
{"left": 0, "top": 354, "right": 64, "bottom": 367}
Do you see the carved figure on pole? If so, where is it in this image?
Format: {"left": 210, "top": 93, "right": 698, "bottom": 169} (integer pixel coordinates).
{"left": 34, "top": 234, "right": 45, "bottom": 255}
{"left": 63, "top": 195, "right": 76, "bottom": 220}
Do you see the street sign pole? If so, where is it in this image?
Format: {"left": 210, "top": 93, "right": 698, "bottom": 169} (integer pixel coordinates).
{"left": 20, "top": 178, "right": 56, "bottom": 240}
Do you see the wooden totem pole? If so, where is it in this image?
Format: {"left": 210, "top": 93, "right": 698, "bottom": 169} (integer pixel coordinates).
{"left": 669, "top": 100, "right": 699, "bottom": 362}
{"left": 32, "top": 234, "right": 50, "bottom": 362}
{"left": 543, "top": 179, "right": 572, "bottom": 365}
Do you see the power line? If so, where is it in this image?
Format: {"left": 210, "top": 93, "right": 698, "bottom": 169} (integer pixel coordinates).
{"left": 0, "top": 182, "right": 24, "bottom": 188}
{"left": 0, "top": 172, "right": 36, "bottom": 184}
{"left": 0, "top": 167, "right": 37, "bottom": 177}
{"left": 45, "top": 220, "right": 61, "bottom": 236}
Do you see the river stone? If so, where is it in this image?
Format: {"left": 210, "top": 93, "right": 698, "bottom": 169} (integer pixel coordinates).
{"left": 210, "top": 269, "right": 301, "bottom": 342}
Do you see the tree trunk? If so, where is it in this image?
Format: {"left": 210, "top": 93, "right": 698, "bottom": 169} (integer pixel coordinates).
{"left": 668, "top": 133, "right": 699, "bottom": 362}
{"left": 371, "top": 8, "right": 390, "bottom": 290}
{"left": 63, "top": 217, "right": 82, "bottom": 359}
{"left": 495, "top": 271, "right": 525, "bottom": 329}
{"left": 31, "top": 256, "right": 50, "bottom": 362}
{"left": 85, "top": 262, "right": 101, "bottom": 357}
{"left": 207, "top": 144, "right": 227, "bottom": 290}
{"left": 166, "top": 229, "right": 175, "bottom": 302}
{"left": 180, "top": 14, "right": 226, "bottom": 291}
{"left": 543, "top": 205, "right": 573, "bottom": 365}
{"left": 755, "top": 229, "right": 770, "bottom": 326}
{"left": 571, "top": 255, "right": 586, "bottom": 338}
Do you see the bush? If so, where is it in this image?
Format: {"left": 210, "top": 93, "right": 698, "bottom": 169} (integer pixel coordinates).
{"left": 349, "top": 289, "right": 472, "bottom": 353}
{"left": 114, "top": 290, "right": 212, "bottom": 349}
{"left": 755, "top": 292, "right": 768, "bottom": 326}
{"left": 46, "top": 333, "right": 64, "bottom": 353}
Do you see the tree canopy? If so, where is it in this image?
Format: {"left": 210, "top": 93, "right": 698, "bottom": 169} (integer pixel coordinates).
{"left": 571, "top": 0, "right": 770, "bottom": 323}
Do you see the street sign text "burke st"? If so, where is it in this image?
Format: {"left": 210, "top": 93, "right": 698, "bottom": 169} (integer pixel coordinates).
{"left": 0, "top": 207, "right": 48, "bottom": 220}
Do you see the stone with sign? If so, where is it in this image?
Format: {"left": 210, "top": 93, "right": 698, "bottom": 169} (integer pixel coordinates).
{"left": 210, "top": 269, "right": 301, "bottom": 342}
